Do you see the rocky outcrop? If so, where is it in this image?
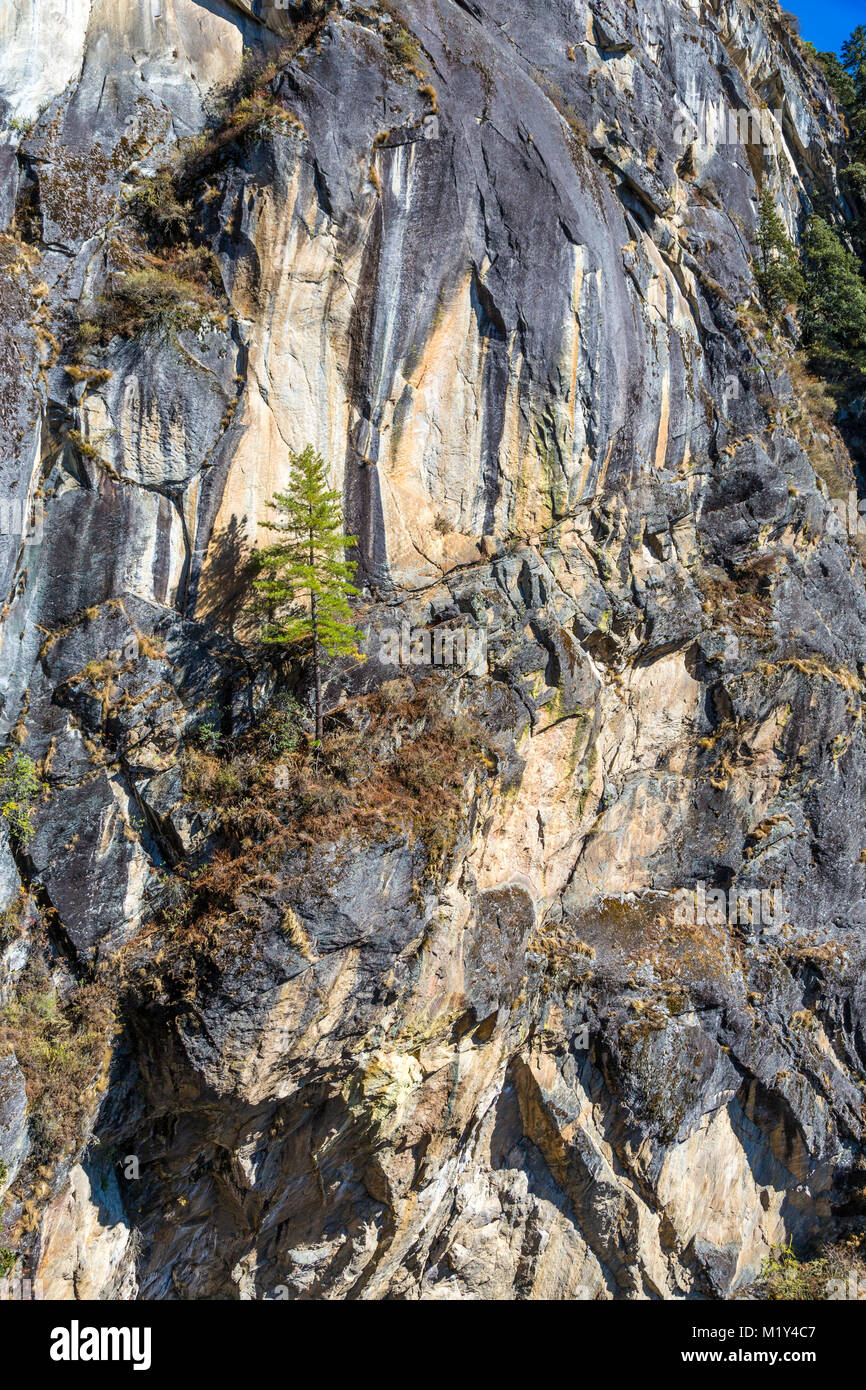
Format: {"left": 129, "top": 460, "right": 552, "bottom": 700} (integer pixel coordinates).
{"left": 0, "top": 0, "right": 865, "bottom": 1300}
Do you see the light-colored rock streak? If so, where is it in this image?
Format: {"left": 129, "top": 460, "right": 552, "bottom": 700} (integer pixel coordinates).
{"left": 0, "top": 0, "right": 91, "bottom": 132}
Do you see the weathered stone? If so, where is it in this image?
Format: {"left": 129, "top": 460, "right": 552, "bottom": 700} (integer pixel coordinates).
{"left": 0, "top": 0, "right": 865, "bottom": 1302}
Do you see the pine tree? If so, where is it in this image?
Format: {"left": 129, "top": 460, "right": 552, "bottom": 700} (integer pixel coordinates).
{"left": 816, "top": 49, "right": 857, "bottom": 112}
{"left": 811, "top": 30, "right": 866, "bottom": 207}
{"left": 754, "top": 191, "right": 805, "bottom": 316}
{"left": 800, "top": 215, "right": 866, "bottom": 355}
{"left": 841, "top": 27, "right": 866, "bottom": 174}
{"left": 254, "top": 445, "right": 362, "bottom": 742}
{"left": 841, "top": 26, "right": 866, "bottom": 102}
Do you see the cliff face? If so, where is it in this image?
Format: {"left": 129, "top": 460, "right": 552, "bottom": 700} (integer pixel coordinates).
{"left": 1, "top": 0, "right": 866, "bottom": 1301}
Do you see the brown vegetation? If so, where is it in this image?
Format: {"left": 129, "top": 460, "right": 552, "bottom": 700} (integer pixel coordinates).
{"left": 128, "top": 679, "right": 498, "bottom": 993}
{"left": 182, "top": 677, "right": 495, "bottom": 857}
{"left": 0, "top": 947, "right": 114, "bottom": 1171}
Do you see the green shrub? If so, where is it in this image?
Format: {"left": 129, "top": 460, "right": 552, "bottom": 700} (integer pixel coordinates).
{"left": 755, "top": 1239, "right": 866, "bottom": 1300}
{"left": 260, "top": 691, "right": 304, "bottom": 757}
{"left": 193, "top": 701, "right": 224, "bottom": 755}
{"left": 842, "top": 162, "right": 866, "bottom": 194}
{"left": 0, "top": 751, "right": 45, "bottom": 847}
{"left": 383, "top": 20, "right": 425, "bottom": 76}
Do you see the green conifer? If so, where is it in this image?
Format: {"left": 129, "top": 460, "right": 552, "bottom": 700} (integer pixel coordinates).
{"left": 754, "top": 190, "right": 805, "bottom": 316}
{"left": 800, "top": 216, "right": 866, "bottom": 354}
{"left": 255, "top": 446, "right": 362, "bottom": 742}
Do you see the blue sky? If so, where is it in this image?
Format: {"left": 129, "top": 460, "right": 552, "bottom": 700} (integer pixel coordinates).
{"left": 786, "top": 0, "right": 862, "bottom": 54}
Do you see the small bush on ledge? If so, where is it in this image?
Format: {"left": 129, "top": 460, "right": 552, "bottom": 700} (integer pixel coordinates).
{"left": 0, "top": 750, "right": 46, "bottom": 847}
{"left": 77, "top": 257, "right": 225, "bottom": 347}
{"left": 750, "top": 1238, "right": 866, "bottom": 1300}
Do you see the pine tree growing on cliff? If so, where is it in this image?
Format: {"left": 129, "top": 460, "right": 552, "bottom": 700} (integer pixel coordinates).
{"left": 254, "top": 446, "right": 362, "bottom": 743}
{"left": 840, "top": 28, "right": 866, "bottom": 194}
{"left": 754, "top": 191, "right": 805, "bottom": 317}
{"left": 800, "top": 216, "right": 866, "bottom": 356}
{"left": 816, "top": 48, "right": 857, "bottom": 112}
{"left": 841, "top": 27, "right": 866, "bottom": 106}
{"left": 818, "top": 29, "right": 866, "bottom": 202}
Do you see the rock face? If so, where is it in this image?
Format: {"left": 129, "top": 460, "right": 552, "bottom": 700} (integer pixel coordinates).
{"left": 1, "top": 0, "right": 865, "bottom": 1300}
{"left": 0, "top": 1055, "right": 29, "bottom": 1196}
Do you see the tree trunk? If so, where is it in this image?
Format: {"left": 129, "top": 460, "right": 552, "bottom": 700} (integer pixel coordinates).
{"left": 312, "top": 594, "right": 323, "bottom": 742}
{"left": 310, "top": 527, "right": 323, "bottom": 742}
